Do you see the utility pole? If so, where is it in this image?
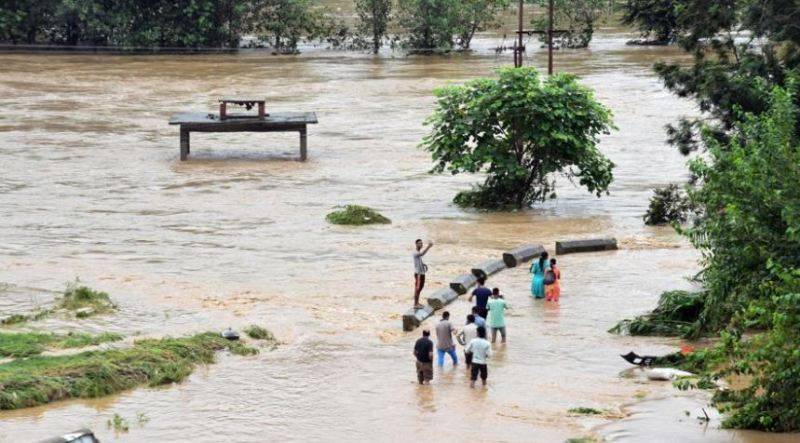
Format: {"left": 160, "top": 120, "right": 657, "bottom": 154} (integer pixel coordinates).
{"left": 514, "top": 0, "right": 564, "bottom": 74}
{"left": 514, "top": 0, "right": 523, "bottom": 67}
{"left": 547, "top": 0, "right": 554, "bottom": 75}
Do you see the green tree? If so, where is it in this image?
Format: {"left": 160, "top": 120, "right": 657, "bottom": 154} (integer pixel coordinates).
{"left": 421, "top": 67, "right": 615, "bottom": 209}
{"left": 655, "top": 0, "right": 800, "bottom": 155}
{"left": 247, "top": 0, "right": 327, "bottom": 53}
{"left": 397, "top": 0, "right": 458, "bottom": 51}
{"left": 454, "top": 0, "right": 509, "bottom": 50}
{"left": 685, "top": 85, "right": 800, "bottom": 431}
{"left": 531, "top": 0, "right": 613, "bottom": 49}
{"left": 355, "top": 0, "right": 391, "bottom": 54}
{"left": 0, "top": 0, "right": 58, "bottom": 44}
{"left": 621, "top": 0, "right": 680, "bottom": 44}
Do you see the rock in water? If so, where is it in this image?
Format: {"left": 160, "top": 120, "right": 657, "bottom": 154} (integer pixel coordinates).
{"left": 221, "top": 328, "right": 240, "bottom": 341}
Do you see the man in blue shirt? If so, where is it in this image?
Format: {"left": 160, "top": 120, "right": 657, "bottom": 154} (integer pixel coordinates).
{"left": 470, "top": 306, "right": 487, "bottom": 328}
{"left": 469, "top": 277, "right": 492, "bottom": 318}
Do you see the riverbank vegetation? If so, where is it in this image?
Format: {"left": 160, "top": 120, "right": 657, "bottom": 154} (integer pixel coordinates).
{"left": 422, "top": 66, "right": 615, "bottom": 209}
{"left": 0, "top": 330, "right": 274, "bottom": 410}
{"left": 617, "top": 0, "right": 800, "bottom": 431}
{"left": 1, "top": 0, "right": 627, "bottom": 53}
{"left": 326, "top": 205, "right": 391, "bottom": 225}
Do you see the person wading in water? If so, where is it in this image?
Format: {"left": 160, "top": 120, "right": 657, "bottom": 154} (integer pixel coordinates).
{"left": 413, "top": 329, "right": 434, "bottom": 385}
{"left": 413, "top": 239, "right": 433, "bottom": 309}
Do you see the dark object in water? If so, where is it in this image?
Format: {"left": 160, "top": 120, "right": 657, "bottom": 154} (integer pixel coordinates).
{"left": 39, "top": 429, "right": 99, "bottom": 443}
{"left": 221, "top": 328, "right": 240, "bottom": 341}
{"left": 621, "top": 351, "right": 657, "bottom": 366}
{"left": 555, "top": 238, "right": 618, "bottom": 255}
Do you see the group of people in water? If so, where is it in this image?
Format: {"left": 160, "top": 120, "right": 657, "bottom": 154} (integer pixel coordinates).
{"left": 411, "top": 240, "right": 562, "bottom": 386}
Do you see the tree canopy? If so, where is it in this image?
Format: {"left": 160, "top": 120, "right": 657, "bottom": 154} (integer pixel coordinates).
{"left": 422, "top": 67, "right": 615, "bottom": 209}
{"left": 621, "top": 0, "right": 680, "bottom": 44}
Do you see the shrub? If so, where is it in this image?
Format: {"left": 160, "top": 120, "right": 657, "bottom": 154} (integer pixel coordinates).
{"left": 643, "top": 183, "right": 692, "bottom": 225}
{"left": 326, "top": 205, "right": 391, "bottom": 225}
{"left": 610, "top": 290, "right": 705, "bottom": 338}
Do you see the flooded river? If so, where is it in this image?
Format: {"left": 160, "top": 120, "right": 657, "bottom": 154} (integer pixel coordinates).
{"left": 0, "top": 31, "right": 791, "bottom": 442}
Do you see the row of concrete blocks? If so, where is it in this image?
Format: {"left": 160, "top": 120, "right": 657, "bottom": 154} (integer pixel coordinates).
{"left": 401, "top": 239, "right": 617, "bottom": 331}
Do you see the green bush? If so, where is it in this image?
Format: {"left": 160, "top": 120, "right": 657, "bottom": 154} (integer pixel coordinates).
{"left": 643, "top": 184, "right": 692, "bottom": 225}
{"left": 326, "top": 205, "right": 391, "bottom": 225}
{"left": 610, "top": 290, "right": 705, "bottom": 338}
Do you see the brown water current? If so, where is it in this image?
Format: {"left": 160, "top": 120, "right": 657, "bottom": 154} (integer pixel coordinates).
{"left": 0, "top": 31, "right": 791, "bottom": 442}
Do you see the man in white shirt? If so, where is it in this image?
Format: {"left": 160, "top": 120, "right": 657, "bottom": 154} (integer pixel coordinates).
{"left": 458, "top": 314, "right": 478, "bottom": 368}
{"left": 412, "top": 239, "right": 433, "bottom": 308}
{"left": 465, "top": 325, "right": 492, "bottom": 388}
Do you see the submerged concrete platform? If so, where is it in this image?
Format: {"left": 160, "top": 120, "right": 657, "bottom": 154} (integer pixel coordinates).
{"left": 471, "top": 259, "right": 507, "bottom": 280}
{"left": 402, "top": 305, "right": 434, "bottom": 331}
{"left": 556, "top": 238, "right": 618, "bottom": 255}
{"left": 426, "top": 287, "right": 459, "bottom": 311}
{"left": 169, "top": 111, "right": 318, "bottom": 160}
{"left": 502, "top": 244, "right": 545, "bottom": 267}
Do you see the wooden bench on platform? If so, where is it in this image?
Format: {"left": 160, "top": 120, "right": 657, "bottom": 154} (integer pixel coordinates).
{"left": 168, "top": 111, "right": 318, "bottom": 161}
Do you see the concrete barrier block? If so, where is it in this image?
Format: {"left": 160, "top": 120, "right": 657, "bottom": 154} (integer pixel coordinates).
{"left": 471, "top": 259, "right": 507, "bottom": 280}
{"left": 502, "top": 244, "right": 545, "bottom": 267}
{"left": 402, "top": 305, "right": 434, "bottom": 331}
{"left": 450, "top": 273, "right": 478, "bottom": 295}
{"left": 426, "top": 287, "right": 460, "bottom": 311}
{"left": 555, "top": 238, "right": 618, "bottom": 255}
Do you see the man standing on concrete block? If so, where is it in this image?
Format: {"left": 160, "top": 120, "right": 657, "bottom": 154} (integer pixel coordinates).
{"left": 413, "top": 329, "right": 434, "bottom": 385}
{"left": 435, "top": 311, "right": 458, "bottom": 368}
{"left": 413, "top": 239, "right": 433, "bottom": 309}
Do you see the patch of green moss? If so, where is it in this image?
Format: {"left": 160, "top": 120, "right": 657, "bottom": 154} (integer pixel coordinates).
{"left": 0, "top": 331, "right": 123, "bottom": 358}
{"left": 0, "top": 332, "right": 260, "bottom": 410}
{"left": 325, "top": 205, "right": 391, "bottom": 226}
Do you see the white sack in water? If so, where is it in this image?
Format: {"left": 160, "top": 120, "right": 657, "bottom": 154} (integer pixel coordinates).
{"left": 645, "top": 368, "right": 694, "bottom": 381}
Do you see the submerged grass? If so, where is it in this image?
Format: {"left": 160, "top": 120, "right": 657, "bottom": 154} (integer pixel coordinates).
{"left": 243, "top": 325, "right": 273, "bottom": 340}
{"left": 325, "top": 205, "right": 391, "bottom": 226}
{"left": 0, "top": 281, "right": 117, "bottom": 325}
{"left": 58, "top": 282, "right": 116, "bottom": 317}
{"left": 0, "top": 331, "right": 123, "bottom": 358}
{"left": 0, "top": 332, "right": 263, "bottom": 410}
{"left": 568, "top": 407, "right": 604, "bottom": 415}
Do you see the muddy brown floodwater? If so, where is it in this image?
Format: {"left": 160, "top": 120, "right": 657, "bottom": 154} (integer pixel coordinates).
{"left": 0, "top": 31, "right": 793, "bottom": 442}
